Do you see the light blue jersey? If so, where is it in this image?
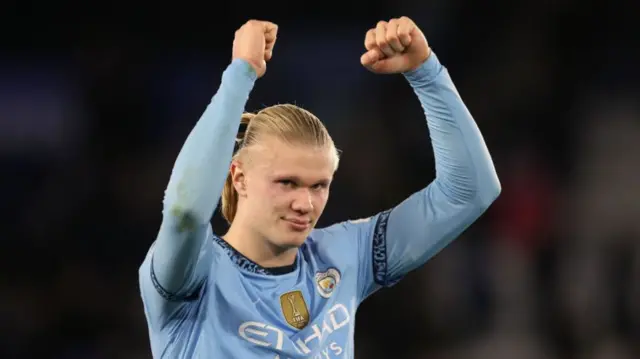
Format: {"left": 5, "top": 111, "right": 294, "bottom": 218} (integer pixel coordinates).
{"left": 139, "top": 53, "right": 500, "bottom": 358}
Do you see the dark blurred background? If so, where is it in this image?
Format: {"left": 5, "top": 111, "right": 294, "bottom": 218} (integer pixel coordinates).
{"left": 2, "top": 0, "right": 640, "bottom": 358}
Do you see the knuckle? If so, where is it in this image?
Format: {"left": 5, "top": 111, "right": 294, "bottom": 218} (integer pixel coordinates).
{"left": 385, "top": 33, "right": 398, "bottom": 42}
{"left": 376, "top": 20, "right": 387, "bottom": 28}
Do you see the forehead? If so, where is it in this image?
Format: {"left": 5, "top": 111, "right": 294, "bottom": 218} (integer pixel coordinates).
{"left": 248, "top": 137, "right": 335, "bottom": 180}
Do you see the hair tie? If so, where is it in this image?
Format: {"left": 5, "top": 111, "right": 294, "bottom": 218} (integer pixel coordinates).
{"left": 234, "top": 123, "right": 248, "bottom": 152}
{"left": 238, "top": 122, "right": 248, "bottom": 135}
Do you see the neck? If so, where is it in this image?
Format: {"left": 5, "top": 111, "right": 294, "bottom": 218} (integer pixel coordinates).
{"left": 223, "top": 217, "right": 298, "bottom": 269}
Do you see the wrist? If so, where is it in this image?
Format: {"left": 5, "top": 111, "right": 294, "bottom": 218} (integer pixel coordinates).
{"left": 229, "top": 59, "right": 258, "bottom": 81}
{"left": 403, "top": 50, "right": 441, "bottom": 84}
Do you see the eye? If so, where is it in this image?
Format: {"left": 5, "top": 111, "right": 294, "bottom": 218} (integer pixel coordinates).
{"left": 278, "top": 179, "right": 296, "bottom": 188}
{"left": 311, "top": 182, "right": 329, "bottom": 191}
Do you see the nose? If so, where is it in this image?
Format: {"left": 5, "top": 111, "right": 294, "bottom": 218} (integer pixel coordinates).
{"left": 291, "top": 188, "right": 313, "bottom": 213}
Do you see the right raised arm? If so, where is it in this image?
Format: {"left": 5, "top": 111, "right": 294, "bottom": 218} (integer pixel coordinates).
{"left": 147, "top": 59, "right": 257, "bottom": 299}
{"left": 139, "top": 21, "right": 278, "bottom": 326}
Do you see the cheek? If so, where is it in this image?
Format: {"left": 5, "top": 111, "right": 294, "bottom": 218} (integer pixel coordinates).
{"left": 246, "top": 182, "right": 271, "bottom": 207}
{"left": 313, "top": 191, "right": 330, "bottom": 211}
{"left": 260, "top": 185, "right": 289, "bottom": 209}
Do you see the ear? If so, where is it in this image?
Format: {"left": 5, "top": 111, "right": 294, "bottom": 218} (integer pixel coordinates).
{"left": 230, "top": 161, "right": 248, "bottom": 197}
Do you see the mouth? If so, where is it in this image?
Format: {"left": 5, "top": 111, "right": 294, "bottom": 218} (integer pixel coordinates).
{"left": 284, "top": 218, "right": 312, "bottom": 231}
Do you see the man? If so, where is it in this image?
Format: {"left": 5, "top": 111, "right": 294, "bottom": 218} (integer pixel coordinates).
{"left": 139, "top": 17, "right": 501, "bottom": 358}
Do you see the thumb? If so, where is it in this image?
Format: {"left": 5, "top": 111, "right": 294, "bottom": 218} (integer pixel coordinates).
{"left": 360, "top": 48, "right": 384, "bottom": 67}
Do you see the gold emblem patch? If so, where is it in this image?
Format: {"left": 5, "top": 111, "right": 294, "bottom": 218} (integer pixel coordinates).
{"left": 280, "top": 290, "right": 310, "bottom": 329}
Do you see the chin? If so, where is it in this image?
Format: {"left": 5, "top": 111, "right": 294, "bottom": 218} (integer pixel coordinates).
{"left": 273, "top": 219, "right": 313, "bottom": 247}
{"left": 271, "top": 226, "right": 311, "bottom": 249}
{"left": 278, "top": 231, "right": 309, "bottom": 248}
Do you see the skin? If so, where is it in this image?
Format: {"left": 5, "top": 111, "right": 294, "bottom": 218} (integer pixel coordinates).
{"left": 223, "top": 136, "right": 335, "bottom": 268}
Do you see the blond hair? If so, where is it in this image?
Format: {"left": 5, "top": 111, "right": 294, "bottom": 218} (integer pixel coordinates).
{"left": 221, "top": 104, "right": 339, "bottom": 224}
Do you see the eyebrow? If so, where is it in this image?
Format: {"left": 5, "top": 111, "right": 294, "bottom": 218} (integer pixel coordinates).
{"left": 274, "top": 175, "right": 332, "bottom": 184}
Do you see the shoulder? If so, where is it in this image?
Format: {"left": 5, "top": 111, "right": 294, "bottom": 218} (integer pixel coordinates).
{"left": 302, "top": 216, "right": 376, "bottom": 263}
{"left": 312, "top": 211, "right": 389, "bottom": 242}
{"left": 209, "top": 234, "right": 250, "bottom": 273}
{"left": 306, "top": 211, "right": 391, "bottom": 254}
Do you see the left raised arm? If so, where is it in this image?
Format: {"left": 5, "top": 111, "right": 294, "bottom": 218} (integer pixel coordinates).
{"left": 360, "top": 17, "right": 501, "bottom": 290}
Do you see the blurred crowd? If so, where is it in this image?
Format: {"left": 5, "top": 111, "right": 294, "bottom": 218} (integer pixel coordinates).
{"left": 2, "top": 1, "right": 639, "bottom": 358}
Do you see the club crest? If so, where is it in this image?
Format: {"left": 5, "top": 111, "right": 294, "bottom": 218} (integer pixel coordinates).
{"left": 315, "top": 268, "right": 341, "bottom": 298}
{"left": 279, "top": 290, "right": 310, "bottom": 329}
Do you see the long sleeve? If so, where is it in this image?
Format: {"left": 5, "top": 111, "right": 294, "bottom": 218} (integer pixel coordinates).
{"left": 139, "top": 59, "right": 256, "bottom": 320}
{"left": 322, "top": 52, "right": 501, "bottom": 301}
{"left": 381, "top": 51, "right": 501, "bottom": 282}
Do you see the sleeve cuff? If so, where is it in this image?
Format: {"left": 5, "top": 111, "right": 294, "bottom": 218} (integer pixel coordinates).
{"left": 221, "top": 59, "right": 258, "bottom": 95}
{"left": 403, "top": 51, "right": 443, "bottom": 86}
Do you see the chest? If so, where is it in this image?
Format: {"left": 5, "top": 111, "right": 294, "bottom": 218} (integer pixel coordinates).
{"left": 205, "top": 266, "right": 358, "bottom": 357}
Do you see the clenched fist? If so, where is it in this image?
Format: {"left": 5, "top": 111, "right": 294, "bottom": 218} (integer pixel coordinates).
{"left": 232, "top": 20, "right": 278, "bottom": 78}
{"left": 360, "top": 17, "right": 431, "bottom": 74}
